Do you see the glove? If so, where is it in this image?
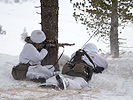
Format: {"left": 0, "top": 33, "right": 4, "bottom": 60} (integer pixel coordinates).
{"left": 94, "top": 67, "right": 104, "bottom": 73}
{"left": 43, "top": 43, "right": 50, "bottom": 50}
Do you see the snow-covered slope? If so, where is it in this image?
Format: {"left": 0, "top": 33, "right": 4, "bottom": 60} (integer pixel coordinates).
{"left": 0, "top": 52, "right": 133, "bottom": 100}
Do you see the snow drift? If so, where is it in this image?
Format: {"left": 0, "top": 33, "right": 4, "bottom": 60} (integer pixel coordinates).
{"left": 0, "top": 52, "right": 133, "bottom": 100}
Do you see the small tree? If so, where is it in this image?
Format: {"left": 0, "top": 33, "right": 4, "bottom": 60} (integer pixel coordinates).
{"left": 14, "top": 0, "right": 20, "bottom": 3}
{"left": 21, "top": 27, "right": 28, "bottom": 41}
{"left": 70, "top": 0, "right": 133, "bottom": 57}
{"left": 0, "top": 25, "right": 6, "bottom": 35}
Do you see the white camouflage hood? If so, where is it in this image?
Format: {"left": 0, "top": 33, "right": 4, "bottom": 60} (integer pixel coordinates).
{"left": 83, "top": 43, "right": 98, "bottom": 53}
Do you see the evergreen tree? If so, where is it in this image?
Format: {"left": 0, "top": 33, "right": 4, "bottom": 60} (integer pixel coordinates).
{"left": 70, "top": 0, "right": 133, "bottom": 57}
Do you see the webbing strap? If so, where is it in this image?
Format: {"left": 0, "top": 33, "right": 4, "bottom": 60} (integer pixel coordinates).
{"left": 48, "top": 46, "right": 65, "bottom": 69}
{"left": 82, "top": 50, "right": 96, "bottom": 69}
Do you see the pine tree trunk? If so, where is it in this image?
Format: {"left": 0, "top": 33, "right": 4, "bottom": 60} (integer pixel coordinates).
{"left": 40, "top": 0, "right": 59, "bottom": 70}
{"left": 110, "top": 0, "right": 119, "bottom": 58}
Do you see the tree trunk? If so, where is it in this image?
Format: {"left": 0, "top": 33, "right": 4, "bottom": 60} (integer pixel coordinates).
{"left": 40, "top": 0, "right": 59, "bottom": 71}
{"left": 110, "top": 0, "right": 119, "bottom": 58}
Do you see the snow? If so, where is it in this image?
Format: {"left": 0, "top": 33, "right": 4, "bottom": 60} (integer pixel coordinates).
{"left": 0, "top": 0, "right": 133, "bottom": 100}
{"left": 0, "top": 52, "right": 133, "bottom": 99}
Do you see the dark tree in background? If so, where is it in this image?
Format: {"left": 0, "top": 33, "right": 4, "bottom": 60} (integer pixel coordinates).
{"left": 70, "top": 0, "right": 133, "bottom": 58}
{"left": 14, "top": 0, "right": 19, "bottom": 3}
{"left": 40, "top": 0, "right": 59, "bottom": 71}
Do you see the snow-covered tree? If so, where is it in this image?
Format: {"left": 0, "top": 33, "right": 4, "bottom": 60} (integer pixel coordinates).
{"left": 0, "top": 25, "right": 6, "bottom": 35}
{"left": 21, "top": 27, "right": 28, "bottom": 41}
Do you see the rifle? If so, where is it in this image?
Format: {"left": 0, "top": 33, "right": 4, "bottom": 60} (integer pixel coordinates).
{"left": 43, "top": 40, "right": 75, "bottom": 48}
{"left": 58, "top": 43, "right": 75, "bottom": 47}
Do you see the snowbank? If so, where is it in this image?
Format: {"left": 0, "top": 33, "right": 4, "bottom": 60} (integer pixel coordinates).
{"left": 0, "top": 52, "right": 133, "bottom": 100}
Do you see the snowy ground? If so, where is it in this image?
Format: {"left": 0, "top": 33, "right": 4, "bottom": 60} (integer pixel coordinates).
{"left": 0, "top": 52, "right": 133, "bottom": 100}
{"left": 0, "top": 0, "right": 133, "bottom": 100}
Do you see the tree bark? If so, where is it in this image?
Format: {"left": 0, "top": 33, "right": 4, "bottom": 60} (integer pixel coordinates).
{"left": 110, "top": 0, "right": 119, "bottom": 58}
{"left": 40, "top": 0, "right": 59, "bottom": 70}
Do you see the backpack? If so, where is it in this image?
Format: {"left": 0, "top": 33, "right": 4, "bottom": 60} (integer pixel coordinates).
{"left": 12, "top": 63, "right": 30, "bottom": 80}
{"left": 62, "top": 61, "right": 93, "bottom": 82}
{"left": 62, "top": 50, "right": 94, "bottom": 82}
